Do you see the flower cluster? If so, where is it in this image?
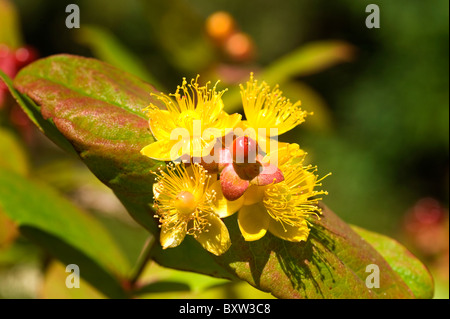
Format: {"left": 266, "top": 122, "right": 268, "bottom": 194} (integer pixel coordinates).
{"left": 141, "top": 74, "right": 329, "bottom": 256}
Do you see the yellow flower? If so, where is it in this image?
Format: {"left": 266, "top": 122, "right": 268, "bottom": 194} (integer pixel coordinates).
{"left": 141, "top": 76, "right": 241, "bottom": 161}
{"left": 235, "top": 154, "right": 329, "bottom": 242}
{"left": 263, "top": 141, "right": 306, "bottom": 168}
{"left": 239, "top": 73, "right": 309, "bottom": 140}
{"left": 152, "top": 163, "right": 231, "bottom": 256}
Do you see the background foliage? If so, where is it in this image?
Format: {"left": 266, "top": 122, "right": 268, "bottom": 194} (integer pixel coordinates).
{"left": 0, "top": 0, "right": 448, "bottom": 298}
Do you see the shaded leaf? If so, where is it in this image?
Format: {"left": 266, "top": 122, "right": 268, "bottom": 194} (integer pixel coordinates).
{"left": 133, "top": 281, "right": 190, "bottom": 296}
{"left": 135, "top": 262, "right": 274, "bottom": 299}
{"left": 41, "top": 260, "right": 106, "bottom": 299}
{"left": 153, "top": 205, "right": 416, "bottom": 299}
{"left": 0, "top": 0, "right": 23, "bottom": 49}
{"left": 142, "top": 0, "right": 215, "bottom": 73}
{"left": 0, "top": 208, "right": 19, "bottom": 248}
{"left": 0, "top": 129, "right": 27, "bottom": 247}
{"left": 75, "top": 25, "right": 162, "bottom": 88}
{"left": 222, "top": 40, "right": 355, "bottom": 112}
{"left": 0, "top": 168, "right": 130, "bottom": 298}
{"left": 280, "top": 81, "right": 334, "bottom": 133}
{"left": 352, "top": 225, "right": 434, "bottom": 299}
{"left": 262, "top": 40, "right": 355, "bottom": 84}
{"left": 0, "top": 127, "right": 29, "bottom": 176}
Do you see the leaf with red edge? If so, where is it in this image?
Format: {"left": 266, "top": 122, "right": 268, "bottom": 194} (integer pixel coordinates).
{"left": 11, "top": 54, "right": 163, "bottom": 233}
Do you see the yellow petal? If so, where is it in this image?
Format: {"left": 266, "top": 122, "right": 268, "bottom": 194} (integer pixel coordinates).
{"left": 200, "top": 138, "right": 219, "bottom": 157}
{"left": 214, "top": 112, "right": 242, "bottom": 133}
{"left": 140, "top": 139, "right": 178, "bottom": 161}
{"left": 195, "top": 214, "right": 231, "bottom": 256}
{"left": 268, "top": 218, "right": 310, "bottom": 242}
{"left": 303, "top": 170, "right": 317, "bottom": 193}
{"left": 210, "top": 180, "right": 244, "bottom": 218}
{"left": 243, "top": 185, "right": 266, "bottom": 206}
{"left": 263, "top": 142, "right": 305, "bottom": 167}
{"left": 148, "top": 110, "right": 175, "bottom": 141}
{"left": 160, "top": 223, "right": 186, "bottom": 249}
{"left": 153, "top": 182, "right": 161, "bottom": 199}
{"left": 186, "top": 137, "right": 217, "bottom": 158}
{"left": 238, "top": 204, "right": 270, "bottom": 241}
{"left": 233, "top": 120, "right": 260, "bottom": 141}
{"left": 233, "top": 120, "right": 250, "bottom": 132}
{"left": 233, "top": 121, "right": 276, "bottom": 154}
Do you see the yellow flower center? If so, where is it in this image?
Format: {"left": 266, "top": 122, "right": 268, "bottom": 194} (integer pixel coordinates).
{"left": 153, "top": 163, "right": 216, "bottom": 236}
{"left": 176, "top": 110, "right": 201, "bottom": 134}
{"left": 174, "top": 191, "right": 197, "bottom": 214}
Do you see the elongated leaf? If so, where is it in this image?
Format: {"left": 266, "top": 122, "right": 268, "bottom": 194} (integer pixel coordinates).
{"left": 0, "top": 168, "right": 129, "bottom": 298}
{"left": 41, "top": 261, "right": 106, "bottom": 299}
{"left": 0, "top": 0, "right": 23, "bottom": 49}
{"left": 4, "top": 55, "right": 433, "bottom": 298}
{"left": 0, "top": 69, "right": 77, "bottom": 156}
{"left": 135, "top": 262, "right": 274, "bottom": 299}
{"left": 153, "top": 206, "right": 418, "bottom": 299}
{"left": 352, "top": 225, "right": 434, "bottom": 299}
{"left": 7, "top": 55, "right": 163, "bottom": 233}
{"left": 0, "top": 127, "right": 29, "bottom": 176}
{"left": 0, "top": 128, "right": 27, "bottom": 247}
{"left": 222, "top": 40, "right": 355, "bottom": 112}
{"left": 75, "top": 25, "right": 162, "bottom": 88}
{"left": 262, "top": 40, "right": 355, "bottom": 84}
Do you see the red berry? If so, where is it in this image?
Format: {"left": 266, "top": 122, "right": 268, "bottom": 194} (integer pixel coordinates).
{"left": 0, "top": 45, "right": 17, "bottom": 108}
{"left": 0, "top": 45, "right": 17, "bottom": 77}
{"left": 232, "top": 136, "right": 258, "bottom": 164}
{"left": 14, "top": 46, "right": 38, "bottom": 68}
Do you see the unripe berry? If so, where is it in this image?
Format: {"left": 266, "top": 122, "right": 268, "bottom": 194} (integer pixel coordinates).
{"left": 174, "top": 191, "right": 197, "bottom": 214}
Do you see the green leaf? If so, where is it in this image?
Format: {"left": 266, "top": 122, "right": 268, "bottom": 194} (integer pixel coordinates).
{"left": 0, "top": 0, "right": 23, "bottom": 49}
{"left": 6, "top": 55, "right": 432, "bottom": 298}
{"left": 153, "top": 206, "right": 418, "bottom": 299}
{"left": 279, "top": 81, "right": 334, "bottom": 133}
{"left": 41, "top": 261, "right": 106, "bottom": 299}
{"left": 5, "top": 55, "right": 163, "bottom": 233}
{"left": 222, "top": 40, "right": 355, "bottom": 113}
{"left": 262, "top": 40, "right": 355, "bottom": 84}
{"left": 351, "top": 225, "right": 434, "bottom": 299}
{"left": 0, "top": 69, "right": 77, "bottom": 156}
{"left": 0, "top": 127, "right": 29, "bottom": 176}
{"left": 75, "top": 25, "right": 163, "bottom": 88}
{"left": 0, "top": 168, "right": 130, "bottom": 298}
{"left": 134, "top": 262, "right": 274, "bottom": 299}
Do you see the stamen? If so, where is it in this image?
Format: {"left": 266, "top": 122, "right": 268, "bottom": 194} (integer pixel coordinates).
{"left": 240, "top": 73, "right": 309, "bottom": 135}
{"left": 262, "top": 158, "right": 329, "bottom": 232}
{"left": 152, "top": 163, "right": 216, "bottom": 236}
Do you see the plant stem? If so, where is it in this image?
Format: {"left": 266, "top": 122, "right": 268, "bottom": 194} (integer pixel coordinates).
{"left": 129, "top": 235, "right": 155, "bottom": 288}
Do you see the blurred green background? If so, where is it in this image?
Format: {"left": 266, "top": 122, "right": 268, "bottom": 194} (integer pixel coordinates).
{"left": 0, "top": 0, "right": 448, "bottom": 298}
